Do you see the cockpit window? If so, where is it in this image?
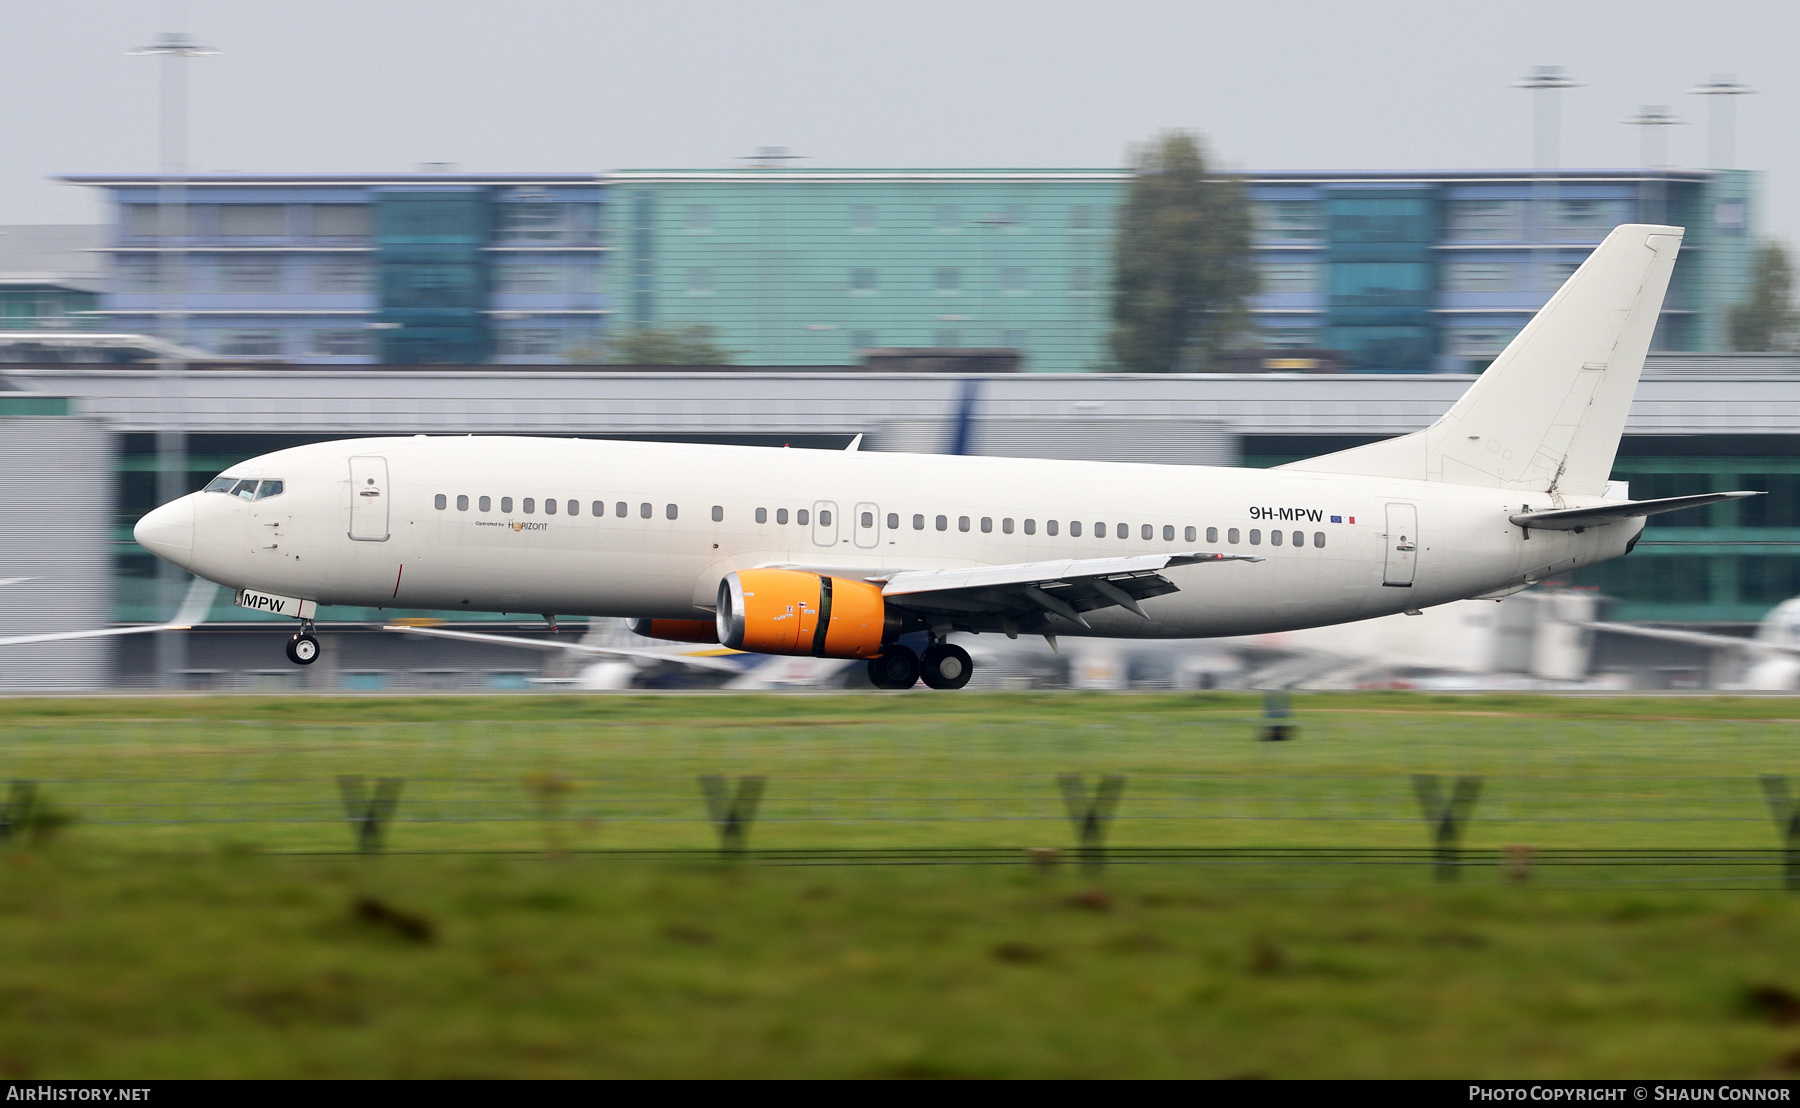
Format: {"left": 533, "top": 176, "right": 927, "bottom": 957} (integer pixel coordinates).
{"left": 204, "top": 476, "right": 284, "bottom": 500}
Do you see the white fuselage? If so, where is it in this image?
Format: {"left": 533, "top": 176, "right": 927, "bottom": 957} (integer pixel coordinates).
{"left": 146, "top": 435, "right": 1641, "bottom": 639}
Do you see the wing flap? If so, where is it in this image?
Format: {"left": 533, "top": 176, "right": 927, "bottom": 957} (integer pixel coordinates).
{"left": 877, "top": 550, "right": 1260, "bottom": 631}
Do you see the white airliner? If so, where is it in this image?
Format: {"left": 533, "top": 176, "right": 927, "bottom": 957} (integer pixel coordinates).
{"left": 1579, "top": 600, "right": 1800, "bottom": 691}
{"left": 114, "top": 224, "right": 1752, "bottom": 690}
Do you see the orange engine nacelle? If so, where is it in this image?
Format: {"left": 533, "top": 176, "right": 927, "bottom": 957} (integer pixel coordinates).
{"left": 627, "top": 618, "right": 720, "bottom": 644}
{"left": 716, "top": 569, "right": 894, "bottom": 659}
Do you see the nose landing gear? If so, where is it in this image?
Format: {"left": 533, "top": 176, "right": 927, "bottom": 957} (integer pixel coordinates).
{"left": 285, "top": 620, "right": 320, "bottom": 666}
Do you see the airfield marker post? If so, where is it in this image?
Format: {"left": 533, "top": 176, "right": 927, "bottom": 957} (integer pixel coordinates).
{"left": 699, "top": 775, "right": 766, "bottom": 857}
{"left": 337, "top": 776, "right": 404, "bottom": 853}
{"left": 1756, "top": 776, "right": 1800, "bottom": 891}
{"left": 1413, "top": 775, "right": 1482, "bottom": 882}
{"left": 1260, "top": 692, "right": 1296, "bottom": 742}
{"left": 1057, "top": 774, "right": 1126, "bottom": 873}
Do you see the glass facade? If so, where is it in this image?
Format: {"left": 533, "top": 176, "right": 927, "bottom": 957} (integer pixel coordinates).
{"left": 71, "top": 174, "right": 606, "bottom": 364}
{"left": 373, "top": 189, "right": 492, "bottom": 364}
{"left": 67, "top": 168, "right": 1755, "bottom": 369}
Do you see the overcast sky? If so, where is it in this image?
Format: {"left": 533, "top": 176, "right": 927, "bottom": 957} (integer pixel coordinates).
{"left": 5, "top": 0, "right": 1795, "bottom": 241}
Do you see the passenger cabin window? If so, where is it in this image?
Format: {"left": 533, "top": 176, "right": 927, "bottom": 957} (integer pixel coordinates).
{"left": 1228, "top": 528, "right": 1239, "bottom": 544}
{"left": 1292, "top": 531, "right": 1304, "bottom": 547}
{"left": 1117, "top": 523, "right": 1129, "bottom": 539}
{"left": 434, "top": 494, "right": 447, "bottom": 510}
{"left": 667, "top": 504, "right": 679, "bottom": 520}
{"left": 712, "top": 505, "right": 724, "bottom": 522}
{"left": 886, "top": 513, "right": 899, "bottom": 529}
{"left": 1271, "top": 529, "right": 1282, "bottom": 546}
{"left": 1046, "top": 520, "right": 1058, "bottom": 536}
{"left": 615, "top": 502, "right": 626, "bottom": 518}
{"left": 480, "top": 496, "right": 491, "bottom": 512}
{"left": 592, "top": 501, "right": 603, "bottom": 517}
{"left": 818, "top": 509, "right": 829, "bottom": 526}
{"left": 1204, "top": 527, "right": 1216, "bottom": 543}
{"left": 797, "top": 509, "right": 810, "bottom": 526}
{"left": 936, "top": 515, "right": 947, "bottom": 531}
{"left": 980, "top": 517, "right": 992, "bottom": 533}
{"left": 523, "top": 498, "right": 535, "bottom": 514}
{"left": 1249, "top": 529, "right": 1261, "bottom": 545}
{"left": 640, "top": 503, "right": 652, "bottom": 519}
{"left": 1143, "top": 524, "right": 1154, "bottom": 540}
{"left": 569, "top": 500, "right": 580, "bottom": 516}
{"left": 502, "top": 497, "right": 514, "bottom": 513}
{"left": 1070, "top": 521, "right": 1081, "bottom": 537}
{"left": 1002, "top": 518, "right": 1014, "bottom": 534}
{"left": 1314, "top": 532, "right": 1326, "bottom": 548}
{"left": 756, "top": 507, "right": 768, "bottom": 523}
{"left": 457, "top": 495, "right": 469, "bottom": 511}
{"left": 861, "top": 511, "right": 874, "bottom": 529}
{"left": 914, "top": 514, "right": 925, "bottom": 530}
{"left": 777, "top": 509, "right": 789, "bottom": 524}
{"left": 545, "top": 499, "right": 557, "bottom": 515}
{"left": 1162, "top": 525, "right": 1173, "bottom": 541}
{"left": 958, "top": 516, "right": 970, "bottom": 532}
{"left": 1024, "top": 519, "right": 1036, "bottom": 535}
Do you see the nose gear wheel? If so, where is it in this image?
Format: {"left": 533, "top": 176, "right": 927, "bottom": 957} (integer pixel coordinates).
{"left": 285, "top": 633, "right": 320, "bottom": 666}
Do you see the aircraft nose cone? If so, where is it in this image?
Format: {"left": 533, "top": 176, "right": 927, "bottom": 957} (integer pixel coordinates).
{"left": 134, "top": 496, "right": 195, "bottom": 569}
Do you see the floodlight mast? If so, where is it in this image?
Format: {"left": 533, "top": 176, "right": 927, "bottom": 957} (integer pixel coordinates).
{"left": 1620, "top": 106, "right": 1685, "bottom": 225}
{"left": 129, "top": 31, "right": 216, "bottom": 689}
{"left": 1689, "top": 76, "right": 1756, "bottom": 170}
{"left": 1514, "top": 66, "right": 1583, "bottom": 309}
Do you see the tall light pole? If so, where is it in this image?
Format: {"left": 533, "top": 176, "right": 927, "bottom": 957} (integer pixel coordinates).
{"left": 1621, "top": 105, "right": 1685, "bottom": 224}
{"left": 129, "top": 30, "right": 215, "bottom": 689}
{"left": 1514, "top": 66, "right": 1582, "bottom": 302}
{"left": 1689, "top": 76, "right": 1755, "bottom": 170}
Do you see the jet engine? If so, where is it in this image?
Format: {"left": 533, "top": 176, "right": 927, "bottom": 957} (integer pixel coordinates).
{"left": 627, "top": 618, "right": 720, "bottom": 644}
{"left": 716, "top": 569, "right": 895, "bottom": 658}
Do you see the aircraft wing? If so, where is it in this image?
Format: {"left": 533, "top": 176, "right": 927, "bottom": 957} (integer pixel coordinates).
{"left": 0, "top": 579, "right": 218, "bottom": 647}
{"left": 1511, "top": 491, "right": 1762, "bottom": 531}
{"left": 383, "top": 623, "right": 745, "bottom": 672}
{"left": 1575, "top": 620, "right": 1800, "bottom": 657}
{"left": 873, "top": 550, "right": 1261, "bottom": 631}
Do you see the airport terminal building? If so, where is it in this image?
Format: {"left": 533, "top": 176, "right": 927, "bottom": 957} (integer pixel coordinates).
{"left": 59, "top": 167, "right": 1757, "bottom": 373}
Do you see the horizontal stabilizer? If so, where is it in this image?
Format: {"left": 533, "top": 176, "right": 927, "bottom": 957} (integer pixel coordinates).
{"left": 1575, "top": 620, "right": 1800, "bottom": 658}
{"left": 1510, "top": 491, "right": 1762, "bottom": 531}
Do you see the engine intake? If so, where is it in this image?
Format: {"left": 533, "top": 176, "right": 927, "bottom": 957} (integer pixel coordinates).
{"left": 627, "top": 618, "right": 720, "bottom": 644}
{"left": 716, "top": 569, "right": 894, "bottom": 658}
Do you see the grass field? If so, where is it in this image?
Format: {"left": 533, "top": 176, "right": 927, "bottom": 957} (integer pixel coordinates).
{"left": 4, "top": 692, "right": 1800, "bottom": 1076}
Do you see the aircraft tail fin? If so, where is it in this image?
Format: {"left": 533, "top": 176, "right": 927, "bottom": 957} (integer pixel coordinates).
{"left": 1279, "top": 224, "right": 1683, "bottom": 497}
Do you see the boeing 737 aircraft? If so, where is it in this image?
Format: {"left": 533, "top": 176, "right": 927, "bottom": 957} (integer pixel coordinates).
{"left": 117, "top": 224, "right": 1751, "bottom": 690}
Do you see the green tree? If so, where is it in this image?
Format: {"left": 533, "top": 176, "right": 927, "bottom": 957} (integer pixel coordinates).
{"left": 568, "top": 324, "right": 738, "bottom": 365}
{"left": 1730, "top": 243, "right": 1799, "bottom": 352}
{"left": 1109, "top": 132, "right": 1257, "bottom": 372}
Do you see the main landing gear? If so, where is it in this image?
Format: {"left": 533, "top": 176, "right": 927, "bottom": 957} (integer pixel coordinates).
{"left": 285, "top": 620, "right": 320, "bottom": 666}
{"left": 866, "top": 640, "right": 974, "bottom": 691}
